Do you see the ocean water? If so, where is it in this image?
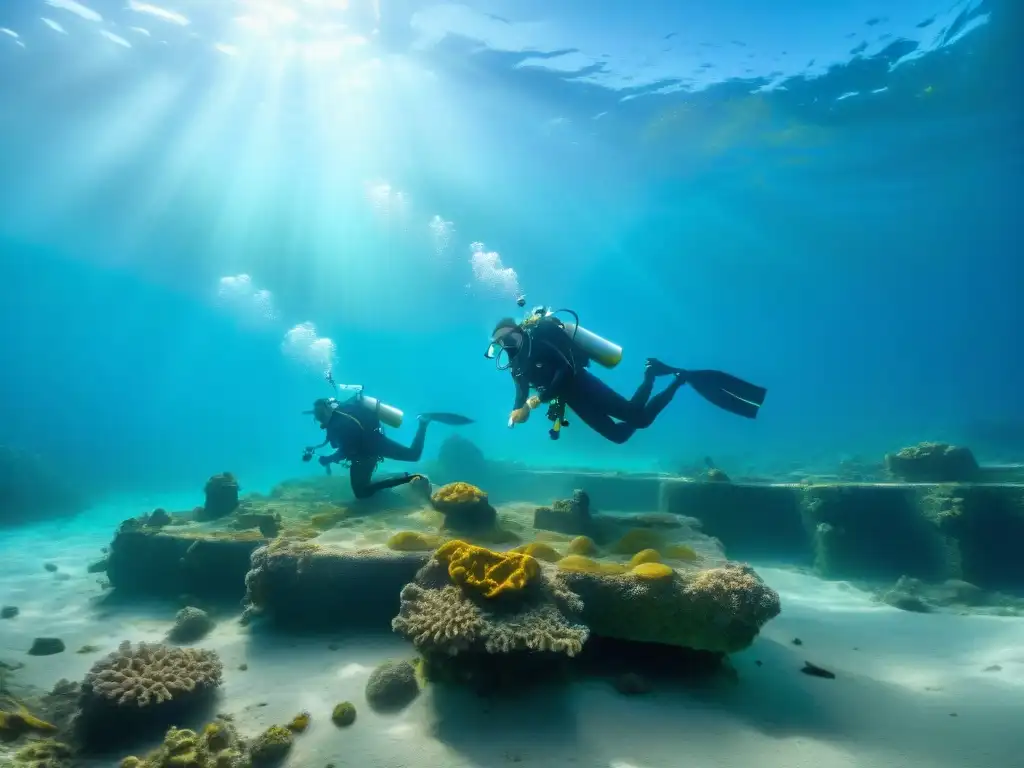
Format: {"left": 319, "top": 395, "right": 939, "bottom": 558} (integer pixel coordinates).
{"left": 1, "top": 1, "right": 1023, "bottom": 766}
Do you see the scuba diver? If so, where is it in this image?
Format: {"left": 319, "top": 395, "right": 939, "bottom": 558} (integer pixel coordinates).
{"left": 485, "top": 306, "right": 767, "bottom": 444}
{"left": 301, "top": 372, "right": 473, "bottom": 499}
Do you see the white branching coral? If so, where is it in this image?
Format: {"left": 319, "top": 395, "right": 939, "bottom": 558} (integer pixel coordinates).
{"left": 82, "top": 641, "right": 222, "bottom": 708}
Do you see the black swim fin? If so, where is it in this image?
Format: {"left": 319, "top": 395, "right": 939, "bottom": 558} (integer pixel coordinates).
{"left": 685, "top": 370, "right": 767, "bottom": 420}
{"left": 420, "top": 412, "right": 475, "bottom": 426}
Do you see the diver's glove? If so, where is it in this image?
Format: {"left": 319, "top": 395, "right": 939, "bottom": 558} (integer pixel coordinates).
{"left": 318, "top": 455, "right": 332, "bottom": 467}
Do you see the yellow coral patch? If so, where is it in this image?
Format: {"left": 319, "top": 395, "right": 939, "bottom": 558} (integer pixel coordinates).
{"left": 665, "top": 544, "right": 698, "bottom": 562}
{"left": 628, "top": 548, "right": 662, "bottom": 567}
{"left": 287, "top": 711, "right": 311, "bottom": 732}
{"left": 632, "top": 562, "right": 675, "bottom": 581}
{"left": 432, "top": 482, "right": 486, "bottom": 505}
{"left": 510, "top": 542, "right": 562, "bottom": 562}
{"left": 310, "top": 511, "right": 346, "bottom": 530}
{"left": 555, "top": 556, "right": 627, "bottom": 575}
{"left": 0, "top": 706, "right": 58, "bottom": 738}
{"left": 566, "top": 536, "right": 597, "bottom": 555}
{"left": 610, "top": 528, "right": 665, "bottom": 555}
{"left": 386, "top": 531, "right": 443, "bottom": 552}
{"left": 435, "top": 540, "right": 539, "bottom": 598}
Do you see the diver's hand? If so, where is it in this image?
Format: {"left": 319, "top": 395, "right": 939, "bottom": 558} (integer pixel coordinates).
{"left": 508, "top": 407, "right": 531, "bottom": 427}
{"left": 318, "top": 455, "right": 332, "bottom": 467}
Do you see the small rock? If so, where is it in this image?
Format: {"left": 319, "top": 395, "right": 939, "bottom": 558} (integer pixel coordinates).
{"left": 44, "top": 563, "right": 58, "bottom": 573}
{"left": 167, "top": 606, "right": 215, "bottom": 643}
{"left": 612, "top": 673, "right": 652, "bottom": 695}
{"left": 238, "top": 664, "right": 248, "bottom": 671}
{"left": 754, "top": 660, "right": 763, "bottom": 667}
{"left": 28, "top": 637, "right": 65, "bottom": 656}
{"left": 983, "top": 664, "right": 1002, "bottom": 672}
{"left": 800, "top": 661, "right": 835, "bottom": 679}
{"left": 76, "top": 644, "right": 101, "bottom": 654}
{"left": 791, "top": 638, "right": 803, "bottom": 646}
{"left": 365, "top": 660, "right": 420, "bottom": 713}
{"left": 1, "top": 606, "right": 18, "bottom": 619}
{"left": 331, "top": 701, "right": 357, "bottom": 727}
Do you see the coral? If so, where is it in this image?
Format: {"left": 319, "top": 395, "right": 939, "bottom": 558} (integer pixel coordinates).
{"left": 308, "top": 509, "right": 346, "bottom": 531}
{"left": 167, "top": 608, "right": 215, "bottom": 644}
{"left": 556, "top": 563, "right": 780, "bottom": 654}
{"left": 286, "top": 712, "right": 309, "bottom": 733}
{"left": 567, "top": 536, "right": 597, "bottom": 556}
{"left": 433, "top": 540, "right": 539, "bottom": 599}
{"left": 198, "top": 474, "right": 239, "bottom": 522}
{"left": 13, "top": 738, "right": 72, "bottom": 767}
{"left": 510, "top": 542, "right": 562, "bottom": 563}
{"left": 0, "top": 702, "right": 58, "bottom": 740}
{"left": 664, "top": 544, "right": 698, "bottom": 562}
{"left": 124, "top": 720, "right": 243, "bottom": 768}
{"left": 631, "top": 562, "right": 675, "bottom": 581}
{"left": 392, "top": 557, "right": 589, "bottom": 658}
{"left": 75, "top": 641, "right": 224, "bottom": 750}
{"left": 364, "top": 660, "right": 419, "bottom": 713}
{"left": 330, "top": 702, "right": 356, "bottom": 727}
{"left": 628, "top": 549, "right": 662, "bottom": 567}
{"left": 249, "top": 725, "right": 292, "bottom": 766}
{"left": 386, "top": 531, "right": 443, "bottom": 552}
{"left": 610, "top": 529, "right": 665, "bottom": 555}
{"left": 555, "top": 556, "right": 627, "bottom": 576}
{"left": 433, "top": 482, "right": 486, "bottom": 506}
{"left": 81, "top": 641, "right": 222, "bottom": 709}
{"left": 430, "top": 483, "right": 497, "bottom": 533}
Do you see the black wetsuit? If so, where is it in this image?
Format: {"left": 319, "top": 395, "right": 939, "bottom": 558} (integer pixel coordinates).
{"left": 509, "top": 317, "right": 683, "bottom": 445}
{"left": 321, "top": 401, "right": 427, "bottom": 499}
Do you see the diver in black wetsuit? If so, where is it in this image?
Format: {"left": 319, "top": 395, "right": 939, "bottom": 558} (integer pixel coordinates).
{"left": 488, "top": 312, "right": 767, "bottom": 444}
{"left": 302, "top": 396, "right": 472, "bottom": 499}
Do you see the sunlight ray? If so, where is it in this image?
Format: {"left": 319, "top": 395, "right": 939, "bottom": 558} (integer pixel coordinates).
{"left": 17, "top": 71, "right": 191, "bottom": 233}
{"left": 202, "top": 55, "right": 290, "bottom": 265}
{"left": 117, "top": 57, "right": 253, "bottom": 246}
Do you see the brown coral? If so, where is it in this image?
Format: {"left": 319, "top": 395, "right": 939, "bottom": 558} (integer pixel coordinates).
{"left": 391, "top": 559, "right": 588, "bottom": 658}
{"left": 684, "top": 565, "right": 781, "bottom": 627}
{"left": 81, "top": 641, "right": 223, "bottom": 709}
{"left": 555, "top": 562, "right": 780, "bottom": 654}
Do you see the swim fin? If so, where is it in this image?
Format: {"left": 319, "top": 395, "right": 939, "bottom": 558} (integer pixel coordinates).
{"left": 420, "top": 412, "right": 475, "bottom": 426}
{"left": 685, "top": 370, "right": 767, "bottom": 420}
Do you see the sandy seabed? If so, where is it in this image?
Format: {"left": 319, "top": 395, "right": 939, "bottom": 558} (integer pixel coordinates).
{"left": 2, "top": 497, "right": 1023, "bottom": 768}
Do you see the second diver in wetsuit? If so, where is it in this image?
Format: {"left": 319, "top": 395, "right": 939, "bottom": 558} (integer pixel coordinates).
{"left": 487, "top": 309, "right": 767, "bottom": 444}
{"left": 302, "top": 395, "right": 472, "bottom": 499}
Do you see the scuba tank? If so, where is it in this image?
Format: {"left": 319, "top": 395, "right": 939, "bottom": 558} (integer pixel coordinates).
{"left": 355, "top": 394, "right": 404, "bottom": 429}
{"left": 540, "top": 308, "right": 623, "bottom": 369}
{"left": 331, "top": 381, "right": 404, "bottom": 428}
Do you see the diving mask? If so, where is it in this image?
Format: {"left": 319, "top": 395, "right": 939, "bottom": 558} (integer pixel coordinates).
{"left": 484, "top": 326, "right": 525, "bottom": 368}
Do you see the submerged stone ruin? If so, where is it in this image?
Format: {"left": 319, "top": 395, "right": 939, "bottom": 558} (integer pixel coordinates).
{"left": 4, "top": 440, "right": 1024, "bottom": 766}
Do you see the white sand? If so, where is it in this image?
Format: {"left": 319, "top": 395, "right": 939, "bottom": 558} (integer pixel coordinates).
{"left": 2, "top": 500, "right": 1023, "bottom": 768}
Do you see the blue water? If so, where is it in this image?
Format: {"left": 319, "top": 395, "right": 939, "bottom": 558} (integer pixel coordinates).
{"left": 0, "top": 0, "right": 1020, "bottom": 503}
